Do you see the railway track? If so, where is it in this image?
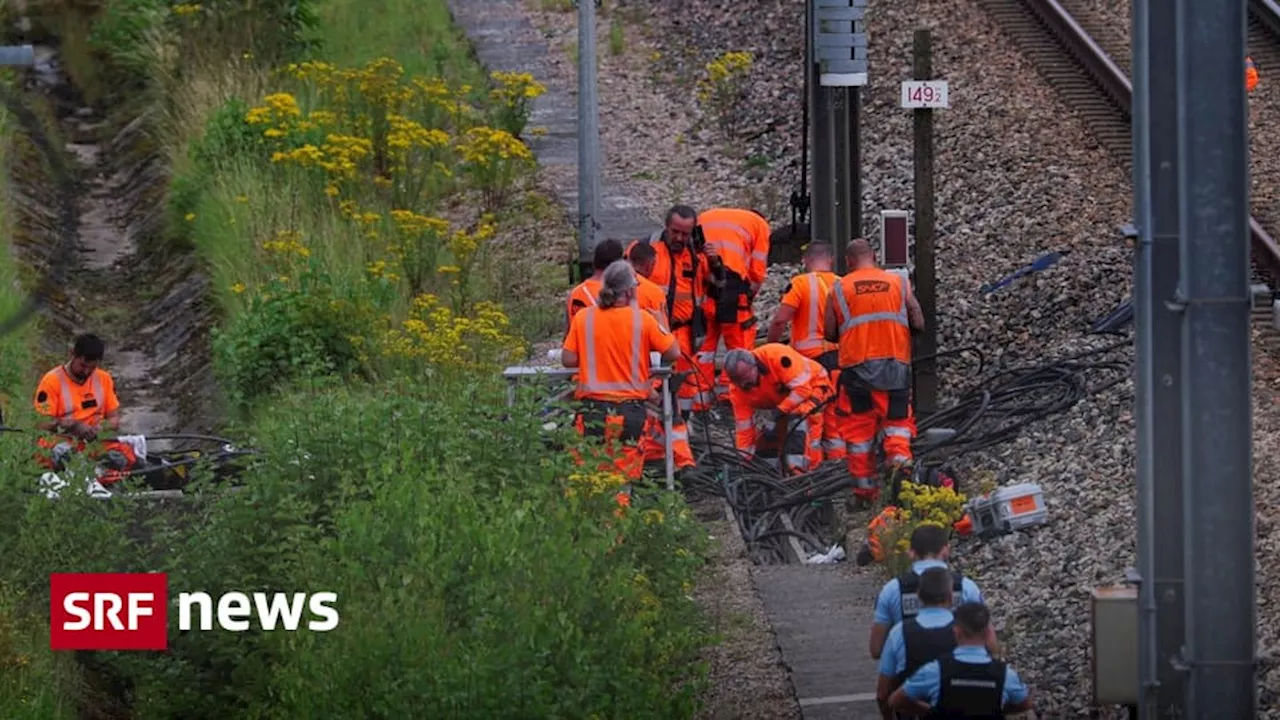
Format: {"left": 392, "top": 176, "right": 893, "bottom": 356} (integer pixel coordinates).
{"left": 975, "top": 0, "right": 1280, "bottom": 303}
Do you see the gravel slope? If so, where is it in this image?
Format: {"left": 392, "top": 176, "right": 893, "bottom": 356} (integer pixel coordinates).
{"left": 522, "top": 0, "right": 1280, "bottom": 714}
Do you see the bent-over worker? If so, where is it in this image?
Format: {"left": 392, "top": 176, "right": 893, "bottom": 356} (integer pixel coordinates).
{"left": 768, "top": 241, "right": 844, "bottom": 462}
{"left": 825, "top": 238, "right": 924, "bottom": 502}
{"left": 696, "top": 207, "right": 771, "bottom": 403}
{"left": 33, "top": 333, "right": 133, "bottom": 472}
{"left": 723, "top": 343, "right": 833, "bottom": 476}
{"left": 562, "top": 260, "right": 681, "bottom": 482}
{"left": 627, "top": 206, "right": 713, "bottom": 413}
{"left": 889, "top": 602, "right": 1032, "bottom": 717}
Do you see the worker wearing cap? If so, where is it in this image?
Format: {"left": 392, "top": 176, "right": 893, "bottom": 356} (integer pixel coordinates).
{"left": 562, "top": 260, "right": 681, "bottom": 481}
{"left": 723, "top": 343, "right": 833, "bottom": 476}
{"left": 696, "top": 207, "right": 771, "bottom": 404}
{"left": 824, "top": 238, "right": 924, "bottom": 502}
{"left": 628, "top": 241, "right": 696, "bottom": 472}
{"left": 626, "top": 206, "right": 713, "bottom": 413}
{"left": 767, "top": 241, "right": 844, "bottom": 463}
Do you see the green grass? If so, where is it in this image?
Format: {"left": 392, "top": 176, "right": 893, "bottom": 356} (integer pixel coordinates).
{"left": 311, "top": 0, "right": 487, "bottom": 82}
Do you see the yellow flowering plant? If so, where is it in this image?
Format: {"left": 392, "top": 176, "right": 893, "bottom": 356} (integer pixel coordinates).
{"left": 457, "top": 125, "right": 534, "bottom": 211}
{"left": 487, "top": 70, "right": 546, "bottom": 137}
{"left": 696, "top": 50, "right": 753, "bottom": 137}
{"left": 872, "top": 480, "right": 969, "bottom": 577}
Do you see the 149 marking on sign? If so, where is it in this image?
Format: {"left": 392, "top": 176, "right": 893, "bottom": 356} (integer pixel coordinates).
{"left": 900, "top": 80, "right": 949, "bottom": 109}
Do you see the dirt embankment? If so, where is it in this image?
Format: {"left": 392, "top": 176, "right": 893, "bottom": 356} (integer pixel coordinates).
{"left": 7, "top": 22, "right": 217, "bottom": 436}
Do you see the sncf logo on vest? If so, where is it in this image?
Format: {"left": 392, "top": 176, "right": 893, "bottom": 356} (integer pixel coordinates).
{"left": 853, "top": 280, "right": 890, "bottom": 295}
{"left": 50, "top": 573, "right": 340, "bottom": 650}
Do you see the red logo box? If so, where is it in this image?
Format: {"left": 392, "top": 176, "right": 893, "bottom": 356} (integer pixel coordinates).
{"left": 50, "top": 573, "right": 169, "bottom": 650}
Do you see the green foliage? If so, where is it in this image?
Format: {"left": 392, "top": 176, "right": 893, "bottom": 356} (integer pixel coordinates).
{"left": 87, "top": 0, "right": 167, "bottom": 93}
{"left": 211, "top": 268, "right": 378, "bottom": 409}
{"left": 189, "top": 96, "right": 262, "bottom": 171}
{"left": 0, "top": 382, "right": 711, "bottom": 718}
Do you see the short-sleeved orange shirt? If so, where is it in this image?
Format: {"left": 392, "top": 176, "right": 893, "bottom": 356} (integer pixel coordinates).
{"left": 562, "top": 305, "right": 675, "bottom": 403}
{"left": 635, "top": 274, "right": 669, "bottom": 328}
{"left": 34, "top": 365, "right": 119, "bottom": 427}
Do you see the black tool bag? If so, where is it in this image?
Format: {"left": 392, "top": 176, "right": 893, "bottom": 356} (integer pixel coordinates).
{"left": 577, "top": 400, "right": 646, "bottom": 443}
{"left": 715, "top": 272, "right": 748, "bottom": 324}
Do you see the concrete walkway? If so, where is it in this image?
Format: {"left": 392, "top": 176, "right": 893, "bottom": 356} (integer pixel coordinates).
{"left": 754, "top": 564, "right": 887, "bottom": 719}
{"left": 446, "top": 0, "right": 653, "bottom": 244}
{"left": 448, "top": 1, "right": 885, "bottom": 715}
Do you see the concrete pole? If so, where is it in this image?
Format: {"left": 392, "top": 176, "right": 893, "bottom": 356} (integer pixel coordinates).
{"left": 1133, "top": 0, "right": 1186, "bottom": 714}
{"left": 911, "top": 29, "right": 937, "bottom": 417}
{"left": 576, "top": 0, "right": 601, "bottom": 282}
{"left": 1175, "top": 0, "right": 1256, "bottom": 714}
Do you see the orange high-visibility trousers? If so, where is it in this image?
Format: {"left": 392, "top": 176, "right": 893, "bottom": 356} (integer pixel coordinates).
{"left": 836, "top": 386, "right": 915, "bottom": 501}
{"left": 637, "top": 414, "right": 696, "bottom": 469}
{"left": 573, "top": 408, "right": 646, "bottom": 481}
{"left": 696, "top": 313, "right": 757, "bottom": 405}
{"left": 823, "top": 367, "right": 846, "bottom": 463}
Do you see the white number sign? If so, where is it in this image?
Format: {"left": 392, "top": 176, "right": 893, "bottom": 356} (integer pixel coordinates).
{"left": 900, "top": 80, "right": 949, "bottom": 109}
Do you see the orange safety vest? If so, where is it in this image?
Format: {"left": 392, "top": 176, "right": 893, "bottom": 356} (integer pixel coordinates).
{"left": 830, "top": 268, "right": 912, "bottom": 369}
{"left": 567, "top": 277, "right": 603, "bottom": 324}
{"left": 781, "top": 270, "right": 839, "bottom": 357}
{"left": 628, "top": 234, "right": 706, "bottom": 325}
{"left": 1248, "top": 56, "right": 1259, "bottom": 93}
{"left": 696, "top": 208, "right": 771, "bottom": 286}
{"left": 729, "top": 343, "right": 833, "bottom": 449}
{"left": 562, "top": 304, "right": 675, "bottom": 403}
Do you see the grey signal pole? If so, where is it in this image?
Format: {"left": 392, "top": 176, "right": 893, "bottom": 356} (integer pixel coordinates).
{"left": 576, "top": 0, "right": 601, "bottom": 282}
{"left": 1132, "top": 0, "right": 1185, "bottom": 715}
{"left": 1174, "top": 0, "right": 1256, "bottom": 715}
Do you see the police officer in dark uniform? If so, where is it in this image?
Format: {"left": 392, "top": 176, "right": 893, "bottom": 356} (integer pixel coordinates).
{"left": 889, "top": 603, "right": 1033, "bottom": 718}
{"left": 876, "top": 567, "right": 959, "bottom": 720}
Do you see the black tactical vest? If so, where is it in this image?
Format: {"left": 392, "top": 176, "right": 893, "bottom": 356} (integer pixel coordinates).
{"left": 897, "top": 615, "right": 958, "bottom": 687}
{"left": 898, "top": 569, "right": 965, "bottom": 619}
{"left": 926, "top": 654, "right": 1006, "bottom": 719}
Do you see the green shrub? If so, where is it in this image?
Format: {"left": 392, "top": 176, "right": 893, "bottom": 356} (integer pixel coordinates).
{"left": 189, "top": 96, "right": 263, "bottom": 171}
{"left": 211, "top": 269, "right": 379, "bottom": 409}
{"left": 13, "top": 380, "right": 711, "bottom": 718}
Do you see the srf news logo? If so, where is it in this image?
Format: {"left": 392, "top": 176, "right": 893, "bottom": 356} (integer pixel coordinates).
{"left": 50, "top": 573, "right": 339, "bottom": 651}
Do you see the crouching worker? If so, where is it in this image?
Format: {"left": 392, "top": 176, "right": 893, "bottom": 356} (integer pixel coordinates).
{"left": 723, "top": 343, "right": 834, "bottom": 476}
{"left": 33, "top": 333, "right": 135, "bottom": 474}
{"left": 562, "top": 261, "right": 681, "bottom": 485}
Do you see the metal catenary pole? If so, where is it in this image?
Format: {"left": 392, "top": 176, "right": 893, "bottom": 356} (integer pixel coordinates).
{"left": 813, "top": 0, "right": 867, "bottom": 274}
{"left": 911, "top": 28, "right": 937, "bottom": 417}
{"left": 1175, "top": 0, "right": 1256, "bottom": 714}
{"left": 1132, "top": 0, "right": 1186, "bottom": 714}
{"left": 809, "top": 0, "right": 835, "bottom": 261}
{"left": 576, "top": 0, "right": 601, "bottom": 282}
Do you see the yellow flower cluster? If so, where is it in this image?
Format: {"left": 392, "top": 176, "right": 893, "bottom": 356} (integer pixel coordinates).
{"left": 173, "top": 3, "right": 202, "bottom": 16}
{"left": 704, "top": 51, "right": 753, "bottom": 85}
{"left": 261, "top": 229, "right": 311, "bottom": 258}
{"left": 564, "top": 470, "right": 628, "bottom": 499}
{"left": 696, "top": 51, "right": 754, "bottom": 135}
{"left": 896, "top": 481, "right": 968, "bottom": 529}
{"left": 380, "top": 293, "right": 525, "bottom": 371}
{"left": 489, "top": 71, "right": 546, "bottom": 102}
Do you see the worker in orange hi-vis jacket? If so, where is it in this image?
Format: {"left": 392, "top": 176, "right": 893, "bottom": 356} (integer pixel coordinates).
{"left": 566, "top": 239, "right": 626, "bottom": 327}
{"left": 695, "top": 207, "right": 771, "bottom": 404}
{"left": 825, "top": 239, "right": 925, "bottom": 503}
{"left": 626, "top": 206, "right": 714, "bottom": 414}
{"left": 1248, "top": 56, "right": 1259, "bottom": 93}
{"left": 562, "top": 261, "right": 681, "bottom": 484}
{"left": 723, "top": 343, "right": 834, "bottom": 476}
{"left": 767, "top": 241, "right": 845, "bottom": 463}
{"left": 627, "top": 241, "right": 696, "bottom": 472}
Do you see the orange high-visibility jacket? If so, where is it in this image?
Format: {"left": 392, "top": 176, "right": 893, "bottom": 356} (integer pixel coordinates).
{"left": 1248, "top": 56, "right": 1259, "bottom": 93}
{"left": 627, "top": 234, "right": 707, "bottom": 326}
{"left": 830, "top": 268, "right": 912, "bottom": 369}
{"left": 566, "top": 277, "right": 603, "bottom": 325}
{"left": 34, "top": 365, "right": 119, "bottom": 428}
{"left": 697, "top": 208, "right": 771, "bottom": 287}
{"left": 562, "top": 304, "right": 676, "bottom": 403}
{"left": 635, "top": 273, "right": 669, "bottom": 329}
{"left": 780, "top": 270, "right": 839, "bottom": 357}
{"left": 729, "top": 343, "right": 833, "bottom": 450}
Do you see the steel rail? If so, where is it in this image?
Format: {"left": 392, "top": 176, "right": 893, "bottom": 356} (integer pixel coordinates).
{"left": 1021, "top": 0, "right": 1280, "bottom": 279}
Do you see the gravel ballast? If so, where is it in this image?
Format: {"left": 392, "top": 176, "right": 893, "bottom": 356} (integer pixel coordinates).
{"left": 516, "top": 0, "right": 1280, "bottom": 714}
